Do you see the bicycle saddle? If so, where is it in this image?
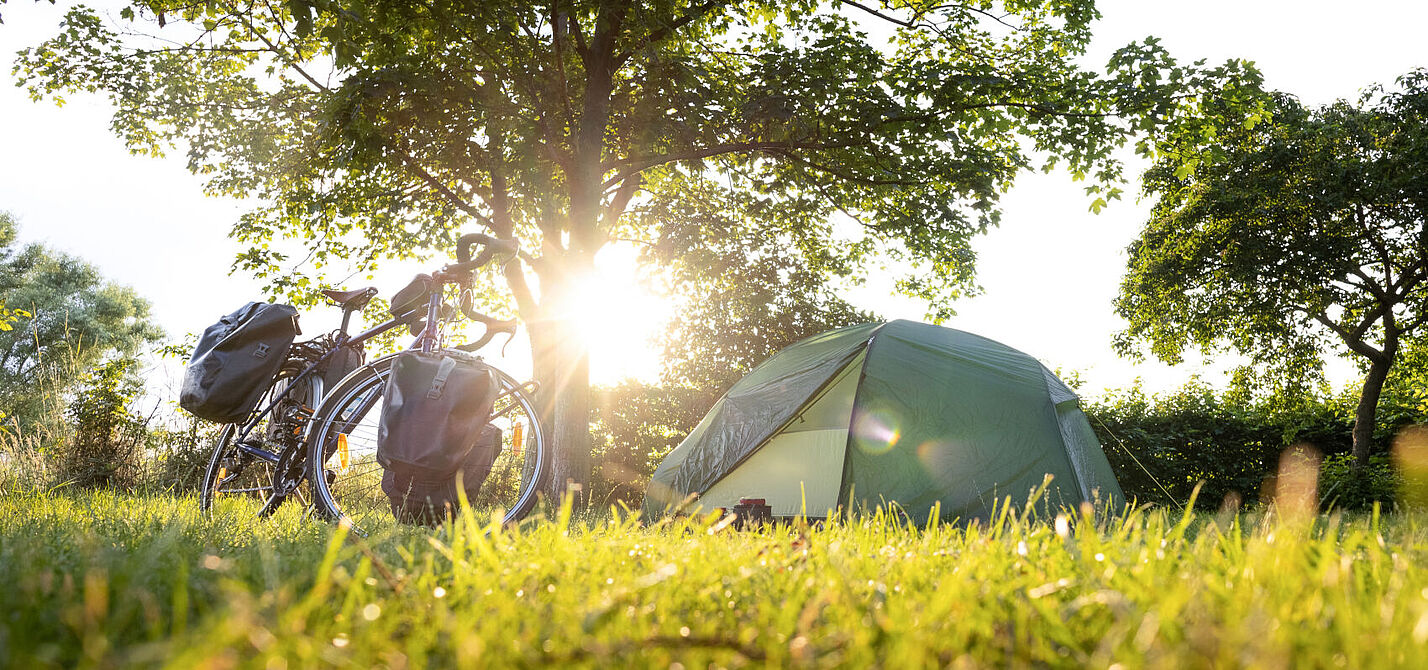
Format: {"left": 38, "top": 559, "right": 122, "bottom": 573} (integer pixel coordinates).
{"left": 321, "top": 287, "right": 377, "bottom": 310}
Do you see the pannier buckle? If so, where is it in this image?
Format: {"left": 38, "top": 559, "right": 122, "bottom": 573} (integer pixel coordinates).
{"left": 427, "top": 357, "right": 457, "bottom": 399}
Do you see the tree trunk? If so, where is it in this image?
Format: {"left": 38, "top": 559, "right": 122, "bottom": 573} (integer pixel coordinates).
{"left": 527, "top": 254, "right": 595, "bottom": 506}
{"left": 1351, "top": 353, "right": 1395, "bottom": 468}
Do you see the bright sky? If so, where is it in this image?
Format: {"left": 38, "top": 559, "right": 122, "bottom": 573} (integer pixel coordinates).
{"left": 2, "top": 0, "right": 1426, "bottom": 393}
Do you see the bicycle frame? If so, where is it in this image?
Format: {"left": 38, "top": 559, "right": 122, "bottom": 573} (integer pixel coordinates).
{"left": 206, "top": 232, "right": 536, "bottom": 519}
{"left": 228, "top": 303, "right": 426, "bottom": 463}
{"left": 227, "top": 275, "right": 520, "bottom": 471}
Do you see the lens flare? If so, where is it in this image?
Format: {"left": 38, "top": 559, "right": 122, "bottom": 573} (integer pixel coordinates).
{"left": 853, "top": 410, "right": 900, "bottom": 454}
{"left": 916, "top": 440, "right": 948, "bottom": 468}
{"left": 1394, "top": 426, "right": 1428, "bottom": 508}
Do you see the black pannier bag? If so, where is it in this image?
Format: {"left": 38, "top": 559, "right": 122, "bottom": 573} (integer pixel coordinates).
{"left": 381, "top": 424, "right": 504, "bottom": 525}
{"left": 180, "top": 302, "right": 301, "bottom": 423}
{"left": 377, "top": 352, "right": 502, "bottom": 524}
{"left": 318, "top": 343, "right": 365, "bottom": 392}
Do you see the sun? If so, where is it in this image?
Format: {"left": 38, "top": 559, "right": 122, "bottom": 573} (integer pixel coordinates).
{"left": 565, "top": 244, "right": 672, "bottom": 385}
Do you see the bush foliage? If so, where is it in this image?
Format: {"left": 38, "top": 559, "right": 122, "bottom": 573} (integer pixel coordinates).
{"left": 58, "top": 357, "right": 146, "bottom": 488}
{"left": 1086, "top": 377, "right": 1426, "bottom": 511}
{"left": 588, "top": 383, "right": 710, "bottom": 509}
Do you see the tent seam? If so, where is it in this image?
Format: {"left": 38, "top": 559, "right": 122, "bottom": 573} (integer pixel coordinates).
{"left": 1041, "top": 366, "right": 1091, "bottom": 502}
{"left": 835, "top": 320, "right": 893, "bottom": 514}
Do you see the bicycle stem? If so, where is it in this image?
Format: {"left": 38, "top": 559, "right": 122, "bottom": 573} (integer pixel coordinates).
{"left": 420, "top": 291, "right": 443, "bottom": 355}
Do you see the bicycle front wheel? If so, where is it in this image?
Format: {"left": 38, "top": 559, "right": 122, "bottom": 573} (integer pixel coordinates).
{"left": 305, "top": 351, "right": 547, "bottom": 532}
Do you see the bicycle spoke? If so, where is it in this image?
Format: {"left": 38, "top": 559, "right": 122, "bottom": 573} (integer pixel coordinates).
{"left": 309, "top": 352, "right": 547, "bottom": 531}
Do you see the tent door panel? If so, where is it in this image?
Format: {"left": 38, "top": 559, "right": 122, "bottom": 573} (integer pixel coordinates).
{"left": 1054, "top": 401, "right": 1125, "bottom": 505}
{"left": 698, "top": 428, "right": 849, "bottom": 517}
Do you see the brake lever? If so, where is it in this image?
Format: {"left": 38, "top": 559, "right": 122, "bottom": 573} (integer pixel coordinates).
{"left": 500, "top": 329, "right": 517, "bottom": 357}
{"left": 454, "top": 319, "right": 518, "bottom": 355}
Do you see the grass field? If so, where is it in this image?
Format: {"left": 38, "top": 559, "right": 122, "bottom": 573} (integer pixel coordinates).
{"left": 2, "top": 489, "right": 1428, "bottom": 668}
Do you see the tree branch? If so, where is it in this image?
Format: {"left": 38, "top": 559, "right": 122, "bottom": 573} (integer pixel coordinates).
{"left": 390, "top": 145, "right": 497, "bottom": 230}
{"left": 837, "top": 0, "right": 917, "bottom": 29}
{"left": 486, "top": 131, "right": 516, "bottom": 239}
{"left": 504, "top": 260, "right": 540, "bottom": 316}
{"left": 549, "top": 1, "right": 577, "bottom": 133}
{"left": 1356, "top": 203, "right": 1397, "bottom": 290}
{"left": 601, "top": 175, "right": 643, "bottom": 231}
{"left": 1400, "top": 309, "right": 1428, "bottom": 333}
{"left": 1312, "top": 311, "right": 1385, "bottom": 361}
{"left": 251, "top": 1, "right": 330, "bottom": 93}
{"left": 837, "top": 1, "right": 1023, "bottom": 39}
{"left": 1348, "top": 266, "right": 1389, "bottom": 301}
{"left": 562, "top": 2, "right": 589, "bottom": 58}
{"left": 1389, "top": 261, "right": 1427, "bottom": 298}
{"left": 772, "top": 149, "right": 925, "bottom": 187}
{"left": 604, "top": 139, "right": 864, "bottom": 189}
{"left": 615, "top": 0, "right": 731, "bottom": 66}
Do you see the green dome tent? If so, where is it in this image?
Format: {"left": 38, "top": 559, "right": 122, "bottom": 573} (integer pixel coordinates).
{"left": 643, "top": 320, "right": 1124, "bottom": 522}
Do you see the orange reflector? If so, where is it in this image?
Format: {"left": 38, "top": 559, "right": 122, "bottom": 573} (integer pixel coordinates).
{"left": 511, "top": 422, "right": 524, "bottom": 456}
{"left": 337, "top": 433, "right": 350, "bottom": 472}
{"left": 217, "top": 466, "right": 227, "bottom": 487}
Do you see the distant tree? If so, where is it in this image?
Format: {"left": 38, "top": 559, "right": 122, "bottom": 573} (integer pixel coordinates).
{"left": 0, "top": 215, "right": 24, "bottom": 334}
{"left": 1116, "top": 74, "right": 1428, "bottom": 467}
{"left": 0, "top": 214, "right": 163, "bottom": 430}
{"left": 648, "top": 189, "right": 878, "bottom": 396}
{"left": 588, "top": 381, "right": 708, "bottom": 507}
{"left": 18, "top": 0, "right": 1265, "bottom": 494}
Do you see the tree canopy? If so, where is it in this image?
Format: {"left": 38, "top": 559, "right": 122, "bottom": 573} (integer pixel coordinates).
{"left": 1116, "top": 73, "right": 1428, "bottom": 465}
{"left": 651, "top": 198, "right": 878, "bottom": 396}
{"left": 17, "top": 0, "right": 1265, "bottom": 491}
{"left": 0, "top": 213, "right": 163, "bottom": 430}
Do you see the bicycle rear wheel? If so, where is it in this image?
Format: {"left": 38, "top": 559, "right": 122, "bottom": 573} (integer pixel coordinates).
{"left": 306, "top": 350, "right": 547, "bottom": 532}
{"left": 199, "top": 365, "right": 312, "bottom": 513}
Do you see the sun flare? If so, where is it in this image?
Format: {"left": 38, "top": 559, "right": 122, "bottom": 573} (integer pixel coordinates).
{"left": 564, "top": 245, "right": 672, "bottom": 385}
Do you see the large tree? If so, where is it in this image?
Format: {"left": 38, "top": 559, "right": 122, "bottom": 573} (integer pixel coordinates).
{"left": 17, "top": 0, "right": 1262, "bottom": 494}
{"left": 1116, "top": 74, "right": 1428, "bottom": 467}
{"left": 648, "top": 183, "right": 878, "bottom": 396}
{"left": 0, "top": 213, "right": 163, "bottom": 430}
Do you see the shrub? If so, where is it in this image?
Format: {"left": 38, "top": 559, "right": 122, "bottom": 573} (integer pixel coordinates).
{"left": 141, "top": 417, "right": 217, "bottom": 493}
{"left": 1085, "top": 378, "right": 1425, "bottom": 510}
{"left": 1087, "top": 382, "right": 1298, "bottom": 509}
{"left": 56, "top": 357, "right": 145, "bottom": 488}
{"left": 587, "top": 382, "right": 711, "bottom": 509}
{"left": 1317, "top": 453, "right": 1399, "bottom": 511}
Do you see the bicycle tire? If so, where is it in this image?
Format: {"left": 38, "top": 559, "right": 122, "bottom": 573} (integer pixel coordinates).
{"left": 304, "top": 350, "right": 548, "bottom": 531}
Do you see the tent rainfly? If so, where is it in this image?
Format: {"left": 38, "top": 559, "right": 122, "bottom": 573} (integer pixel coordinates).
{"left": 643, "top": 320, "right": 1124, "bottom": 523}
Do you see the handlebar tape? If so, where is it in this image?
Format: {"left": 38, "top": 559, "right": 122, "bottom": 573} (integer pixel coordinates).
{"left": 454, "top": 233, "right": 519, "bottom": 266}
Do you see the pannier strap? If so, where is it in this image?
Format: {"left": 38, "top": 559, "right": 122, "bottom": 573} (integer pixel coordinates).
{"left": 427, "top": 357, "right": 458, "bottom": 399}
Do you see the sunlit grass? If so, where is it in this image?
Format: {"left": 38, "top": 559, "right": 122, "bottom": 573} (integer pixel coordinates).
{"left": 2, "top": 488, "right": 1427, "bottom": 667}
